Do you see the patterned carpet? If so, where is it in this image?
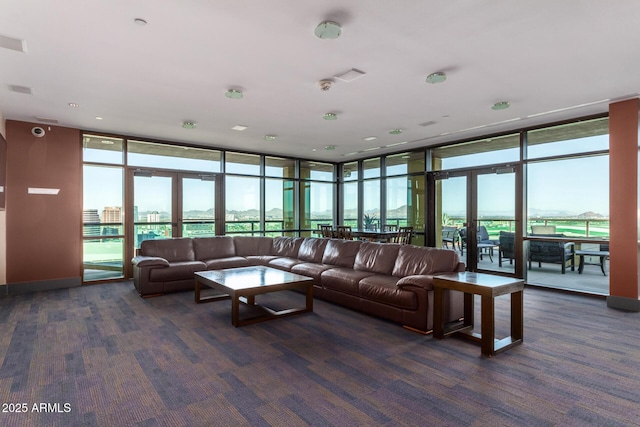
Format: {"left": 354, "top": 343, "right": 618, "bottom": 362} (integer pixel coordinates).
{"left": 1, "top": 281, "right": 639, "bottom": 426}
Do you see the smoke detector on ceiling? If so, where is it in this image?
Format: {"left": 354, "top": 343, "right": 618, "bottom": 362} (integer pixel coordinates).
{"left": 318, "top": 80, "right": 333, "bottom": 92}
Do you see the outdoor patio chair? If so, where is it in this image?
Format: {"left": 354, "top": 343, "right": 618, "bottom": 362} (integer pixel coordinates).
{"left": 442, "top": 226, "right": 459, "bottom": 250}
{"left": 498, "top": 231, "right": 516, "bottom": 267}
{"left": 528, "top": 233, "right": 575, "bottom": 274}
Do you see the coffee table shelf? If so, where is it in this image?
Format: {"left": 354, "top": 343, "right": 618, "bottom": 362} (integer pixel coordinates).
{"left": 195, "top": 266, "right": 314, "bottom": 327}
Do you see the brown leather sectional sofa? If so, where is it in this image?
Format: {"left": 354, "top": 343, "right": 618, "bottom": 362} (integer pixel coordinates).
{"left": 132, "top": 236, "right": 465, "bottom": 332}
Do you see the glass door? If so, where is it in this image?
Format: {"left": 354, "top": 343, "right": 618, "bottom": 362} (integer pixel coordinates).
{"left": 132, "top": 171, "right": 176, "bottom": 249}
{"left": 181, "top": 174, "right": 217, "bottom": 237}
{"left": 433, "top": 165, "right": 522, "bottom": 277}
{"left": 473, "top": 167, "right": 519, "bottom": 275}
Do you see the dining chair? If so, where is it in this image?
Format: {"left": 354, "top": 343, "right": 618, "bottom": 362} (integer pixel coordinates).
{"left": 382, "top": 224, "right": 398, "bottom": 232}
{"left": 393, "top": 226, "right": 413, "bottom": 245}
{"left": 319, "top": 224, "right": 334, "bottom": 238}
{"left": 336, "top": 225, "right": 353, "bottom": 240}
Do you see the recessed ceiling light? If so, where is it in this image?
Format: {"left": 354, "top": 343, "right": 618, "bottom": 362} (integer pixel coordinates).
{"left": 264, "top": 135, "right": 276, "bottom": 141}
{"left": 225, "top": 89, "right": 243, "bottom": 99}
{"left": 343, "top": 152, "right": 359, "bottom": 156}
{"left": 363, "top": 136, "right": 377, "bottom": 141}
{"left": 492, "top": 101, "right": 510, "bottom": 110}
{"left": 425, "top": 72, "right": 447, "bottom": 84}
{"left": 312, "top": 148, "right": 317, "bottom": 152}
{"left": 232, "top": 125, "right": 248, "bottom": 131}
{"left": 182, "top": 121, "right": 196, "bottom": 129}
{"left": 95, "top": 116, "right": 103, "bottom": 120}
{"left": 324, "top": 145, "right": 336, "bottom": 150}
{"left": 389, "top": 129, "right": 402, "bottom": 135}
{"left": 68, "top": 103, "right": 79, "bottom": 108}
{"left": 314, "top": 21, "right": 341, "bottom": 39}
{"left": 323, "top": 113, "right": 337, "bottom": 120}
{"left": 134, "top": 18, "right": 147, "bottom": 26}
{"left": 364, "top": 147, "right": 380, "bottom": 152}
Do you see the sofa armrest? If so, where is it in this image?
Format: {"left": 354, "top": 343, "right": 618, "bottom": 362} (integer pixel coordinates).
{"left": 396, "top": 275, "right": 434, "bottom": 291}
{"left": 132, "top": 256, "right": 170, "bottom": 267}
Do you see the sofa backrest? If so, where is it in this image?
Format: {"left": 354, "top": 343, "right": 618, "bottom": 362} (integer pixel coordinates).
{"left": 354, "top": 242, "right": 400, "bottom": 275}
{"left": 140, "top": 238, "right": 195, "bottom": 263}
{"left": 392, "top": 245, "right": 460, "bottom": 277}
{"left": 321, "top": 239, "right": 362, "bottom": 268}
{"left": 193, "top": 236, "right": 235, "bottom": 261}
{"left": 297, "top": 237, "right": 328, "bottom": 263}
{"left": 233, "top": 236, "right": 273, "bottom": 256}
{"left": 271, "top": 236, "right": 304, "bottom": 257}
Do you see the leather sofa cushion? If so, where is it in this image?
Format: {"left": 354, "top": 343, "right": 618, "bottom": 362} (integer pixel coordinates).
{"left": 297, "top": 238, "right": 328, "bottom": 263}
{"left": 204, "top": 257, "right": 250, "bottom": 270}
{"left": 193, "top": 236, "right": 236, "bottom": 261}
{"left": 133, "top": 256, "right": 170, "bottom": 267}
{"left": 245, "top": 255, "right": 279, "bottom": 265}
{"left": 359, "top": 275, "right": 417, "bottom": 309}
{"left": 392, "top": 245, "right": 460, "bottom": 277}
{"left": 233, "top": 236, "right": 273, "bottom": 256}
{"left": 149, "top": 261, "right": 206, "bottom": 282}
{"left": 396, "top": 275, "right": 433, "bottom": 290}
{"left": 321, "top": 239, "right": 362, "bottom": 268}
{"left": 321, "top": 268, "right": 375, "bottom": 296}
{"left": 290, "top": 263, "right": 334, "bottom": 281}
{"left": 272, "top": 237, "right": 304, "bottom": 257}
{"left": 354, "top": 242, "right": 400, "bottom": 275}
{"left": 269, "top": 257, "right": 302, "bottom": 270}
{"left": 140, "top": 238, "right": 195, "bottom": 263}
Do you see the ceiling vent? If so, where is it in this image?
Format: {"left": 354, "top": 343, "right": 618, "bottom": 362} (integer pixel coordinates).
{"left": 0, "top": 34, "right": 26, "bottom": 52}
{"left": 36, "top": 117, "right": 59, "bottom": 124}
{"left": 9, "top": 85, "right": 33, "bottom": 95}
{"left": 335, "top": 68, "right": 366, "bottom": 82}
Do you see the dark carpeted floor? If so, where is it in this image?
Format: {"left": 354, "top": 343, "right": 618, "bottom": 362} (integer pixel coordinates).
{"left": 1, "top": 281, "right": 639, "bottom": 426}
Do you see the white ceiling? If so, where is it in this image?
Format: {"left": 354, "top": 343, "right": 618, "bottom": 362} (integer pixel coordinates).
{"left": 2, "top": 1, "right": 640, "bottom": 162}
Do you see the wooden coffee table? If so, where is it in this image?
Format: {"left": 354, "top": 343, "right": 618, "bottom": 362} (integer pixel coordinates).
{"left": 433, "top": 272, "right": 524, "bottom": 357}
{"left": 195, "top": 266, "right": 314, "bottom": 327}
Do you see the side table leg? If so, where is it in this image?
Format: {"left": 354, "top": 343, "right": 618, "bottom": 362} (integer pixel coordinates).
{"left": 480, "top": 295, "right": 495, "bottom": 357}
{"left": 433, "top": 287, "right": 444, "bottom": 339}
{"left": 511, "top": 290, "right": 523, "bottom": 342}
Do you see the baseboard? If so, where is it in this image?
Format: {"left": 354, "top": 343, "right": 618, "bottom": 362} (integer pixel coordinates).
{"left": 606, "top": 295, "right": 640, "bottom": 312}
{"left": 0, "top": 283, "right": 7, "bottom": 297}
{"left": 3, "top": 277, "right": 81, "bottom": 296}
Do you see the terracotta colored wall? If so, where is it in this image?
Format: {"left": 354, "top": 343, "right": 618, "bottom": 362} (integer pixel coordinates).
{"left": 6, "top": 120, "right": 81, "bottom": 284}
{"left": 608, "top": 99, "right": 639, "bottom": 300}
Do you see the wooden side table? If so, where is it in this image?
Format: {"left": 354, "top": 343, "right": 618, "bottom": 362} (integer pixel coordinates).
{"left": 433, "top": 272, "right": 524, "bottom": 357}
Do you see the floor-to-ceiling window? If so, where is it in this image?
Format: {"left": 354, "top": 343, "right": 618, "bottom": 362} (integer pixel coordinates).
{"left": 341, "top": 161, "right": 358, "bottom": 228}
{"left": 362, "top": 158, "right": 381, "bottom": 229}
{"left": 82, "top": 135, "right": 125, "bottom": 282}
{"left": 525, "top": 117, "right": 609, "bottom": 294}
{"left": 300, "top": 161, "right": 335, "bottom": 235}
{"left": 265, "top": 156, "right": 296, "bottom": 236}
{"left": 386, "top": 152, "right": 426, "bottom": 245}
{"left": 225, "top": 152, "right": 262, "bottom": 235}
{"left": 82, "top": 133, "right": 336, "bottom": 283}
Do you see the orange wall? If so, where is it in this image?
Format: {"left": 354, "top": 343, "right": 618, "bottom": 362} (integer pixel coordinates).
{"left": 6, "top": 120, "right": 81, "bottom": 284}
